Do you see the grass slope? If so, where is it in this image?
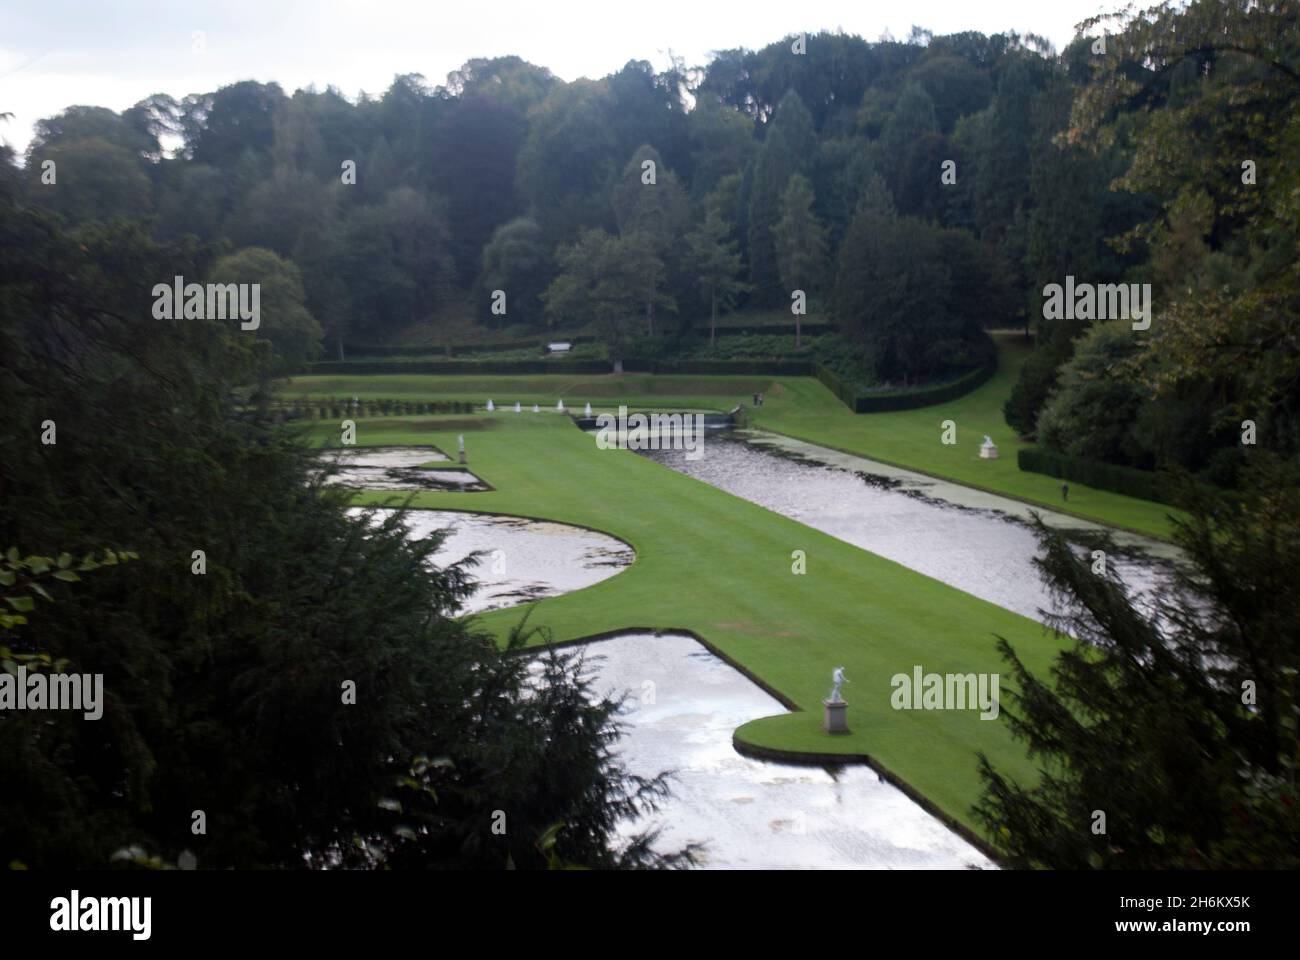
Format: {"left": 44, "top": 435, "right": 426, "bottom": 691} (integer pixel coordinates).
{"left": 308, "top": 413, "right": 1065, "bottom": 843}
{"left": 748, "top": 336, "right": 1182, "bottom": 540}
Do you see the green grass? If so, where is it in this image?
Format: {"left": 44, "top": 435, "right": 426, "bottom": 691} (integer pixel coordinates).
{"left": 746, "top": 335, "right": 1182, "bottom": 540}
{"left": 281, "top": 372, "right": 768, "bottom": 413}
{"left": 306, "top": 412, "right": 1067, "bottom": 845}
{"left": 286, "top": 335, "right": 1181, "bottom": 539}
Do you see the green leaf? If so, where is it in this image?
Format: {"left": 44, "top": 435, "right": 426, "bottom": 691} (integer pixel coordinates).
{"left": 52, "top": 570, "right": 80, "bottom": 582}
{"left": 56, "top": 553, "right": 72, "bottom": 570}
{"left": 6, "top": 596, "right": 34, "bottom": 612}
{"left": 0, "top": 570, "right": 15, "bottom": 586}
{"left": 29, "top": 583, "right": 51, "bottom": 601}
{"left": 5, "top": 547, "right": 17, "bottom": 564}
{"left": 26, "top": 557, "right": 50, "bottom": 575}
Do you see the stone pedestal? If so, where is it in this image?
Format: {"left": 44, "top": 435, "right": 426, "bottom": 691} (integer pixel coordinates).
{"left": 458, "top": 451, "right": 466, "bottom": 465}
{"left": 823, "top": 699, "right": 849, "bottom": 734}
{"left": 980, "top": 441, "right": 999, "bottom": 459}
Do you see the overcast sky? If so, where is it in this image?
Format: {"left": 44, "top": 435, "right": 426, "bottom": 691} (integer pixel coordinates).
{"left": 0, "top": 0, "right": 1117, "bottom": 155}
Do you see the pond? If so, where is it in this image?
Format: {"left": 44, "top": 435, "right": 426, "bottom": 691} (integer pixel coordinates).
{"left": 322, "top": 446, "right": 490, "bottom": 491}
{"left": 358, "top": 507, "right": 632, "bottom": 615}
{"left": 636, "top": 430, "right": 1176, "bottom": 623}
{"left": 565, "top": 631, "right": 995, "bottom": 870}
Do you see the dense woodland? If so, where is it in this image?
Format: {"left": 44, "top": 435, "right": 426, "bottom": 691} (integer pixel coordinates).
{"left": 1, "top": 1, "right": 1298, "bottom": 869}
{"left": 6, "top": 6, "right": 1297, "bottom": 485}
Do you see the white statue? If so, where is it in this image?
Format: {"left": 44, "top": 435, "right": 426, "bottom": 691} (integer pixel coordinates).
{"left": 829, "top": 666, "right": 848, "bottom": 703}
{"left": 514, "top": 401, "right": 521, "bottom": 413}
{"left": 557, "top": 399, "right": 565, "bottom": 411}
{"left": 532, "top": 403, "right": 539, "bottom": 413}
{"left": 584, "top": 402, "right": 592, "bottom": 417}
{"left": 486, "top": 399, "right": 495, "bottom": 412}
{"left": 982, "top": 434, "right": 993, "bottom": 446}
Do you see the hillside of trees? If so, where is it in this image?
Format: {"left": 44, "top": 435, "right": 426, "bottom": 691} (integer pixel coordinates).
{"left": 9, "top": 4, "right": 1294, "bottom": 485}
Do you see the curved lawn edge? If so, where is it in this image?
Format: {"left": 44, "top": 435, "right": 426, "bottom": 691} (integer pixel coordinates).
{"left": 731, "top": 727, "right": 1002, "bottom": 865}
{"left": 537, "top": 626, "right": 1005, "bottom": 865}
{"left": 311, "top": 419, "right": 1044, "bottom": 862}
{"left": 346, "top": 495, "right": 643, "bottom": 608}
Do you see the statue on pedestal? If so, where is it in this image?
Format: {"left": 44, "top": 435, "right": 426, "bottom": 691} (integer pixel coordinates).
{"left": 829, "top": 666, "right": 848, "bottom": 703}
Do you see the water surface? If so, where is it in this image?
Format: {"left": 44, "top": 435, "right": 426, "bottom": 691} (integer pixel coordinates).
{"left": 638, "top": 431, "right": 1174, "bottom": 622}
{"left": 570, "top": 632, "right": 995, "bottom": 870}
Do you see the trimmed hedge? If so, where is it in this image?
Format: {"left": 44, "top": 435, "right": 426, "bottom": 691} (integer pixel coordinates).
{"left": 302, "top": 359, "right": 614, "bottom": 376}
{"left": 1017, "top": 447, "right": 1174, "bottom": 504}
{"left": 302, "top": 358, "right": 817, "bottom": 377}
{"left": 849, "top": 362, "right": 997, "bottom": 413}
{"left": 340, "top": 334, "right": 598, "bottom": 359}
{"left": 623, "top": 358, "right": 817, "bottom": 376}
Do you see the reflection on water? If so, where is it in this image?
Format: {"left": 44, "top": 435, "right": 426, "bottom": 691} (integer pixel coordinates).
{"left": 638, "top": 432, "right": 1173, "bottom": 622}
{"left": 567, "top": 632, "right": 994, "bottom": 870}
{"left": 322, "top": 446, "right": 489, "bottom": 491}
{"left": 359, "top": 508, "right": 633, "bottom": 615}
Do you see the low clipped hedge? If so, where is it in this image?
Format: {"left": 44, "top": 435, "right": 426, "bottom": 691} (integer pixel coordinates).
{"left": 843, "top": 362, "right": 997, "bottom": 413}
{"left": 302, "top": 359, "right": 614, "bottom": 376}
{"left": 1018, "top": 448, "right": 1174, "bottom": 504}
{"left": 302, "top": 358, "right": 818, "bottom": 377}
{"left": 623, "top": 358, "right": 817, "bottom": 376}
{"left": 340, "top": 335, "right": 599, "bottom": 358}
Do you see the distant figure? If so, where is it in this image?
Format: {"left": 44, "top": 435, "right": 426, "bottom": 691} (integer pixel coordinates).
{"left": 757, "top": 392, "right": 764, "bottom": 407}
{"left": 752, "top": 392, "right": 759, "bottom": 406}
{"left": 1061, "top": 482, "right": 1069, "bottom": 502}
{"left": 829, "top": 666, "right": 848, "bottom": 703}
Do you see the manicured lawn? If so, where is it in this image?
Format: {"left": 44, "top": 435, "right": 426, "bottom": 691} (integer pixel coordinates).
{"left": 307, "top": 412, "right": 1067, "bottom": 845}
{"left": 747, "top": 335, "right": 1182, "bottom": 541}
{"left": 285, "top": 334, "right": 1181, "bottom": 540}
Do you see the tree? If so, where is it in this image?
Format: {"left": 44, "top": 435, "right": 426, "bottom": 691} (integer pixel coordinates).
{"left": 772, "top": 174, "right": 827, "bottom": 347}
{"left": 747, "top": 92, "right": 815, "bottom": 305}
{"left": 25, "top": 136, "right": 153, "bottom": 225}
{"left": 209, "top": 247, "right": 323, "bottom": 374}
{"left": 686, "top": 208, "right": 748, "bottom": 347}
{"left": 515, "top": 80, "right": 621, "bottom": 244}
{"left": 1034, "top": 320, "right": 1150, "bottom": 464}
{"left": 543, "top": 229, "right": 642, "bottom": 369}
{"left": 833, "top": 211, "right": 969, "bottom": 383}
{"left": 612, "top": 145, "right": 687, "bottom": 336}
{"left": 977, "top": 456, "right": 1300, "bottom": 868}
{"left": 0, "top": 197, "right": 686, "bottom": 871}
{"left": 479, "top": 217, "right": 554, "bottom": 328}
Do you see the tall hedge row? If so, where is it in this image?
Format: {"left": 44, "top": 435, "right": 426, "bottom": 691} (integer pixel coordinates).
{"left": 1017, "top": 448, "right": 1173, "bottom": 504}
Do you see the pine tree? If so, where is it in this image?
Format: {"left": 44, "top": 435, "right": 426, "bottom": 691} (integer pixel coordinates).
{"left": 976, "top": 457, "right": 1300, "bottom": 868}
{"left": 686, "top": 209, "right": 748, "bottom": 347}
{"left": 773, "top": 174, "right": 827, "bottom": 348}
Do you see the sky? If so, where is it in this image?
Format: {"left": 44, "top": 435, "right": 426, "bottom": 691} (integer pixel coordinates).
{"left": 0, "top": 0, "right": 1119, "bottom": 155}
